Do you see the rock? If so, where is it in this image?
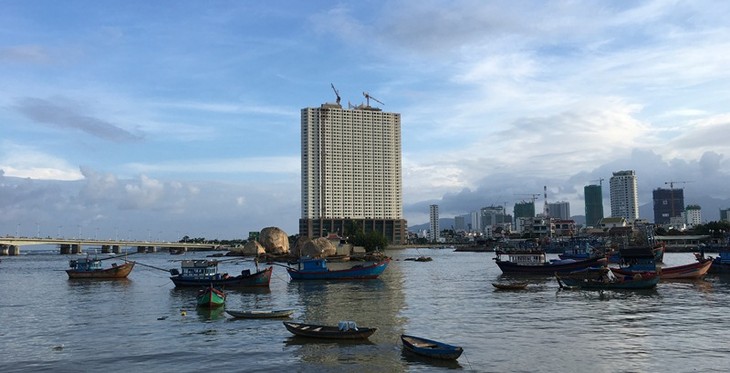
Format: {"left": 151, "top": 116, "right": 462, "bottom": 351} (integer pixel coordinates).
{"left": 229, "top": 240, "right": 264, "bottom": 256}
{"left": 258, "top": 227, "right": 290, "bottom": 254}
{"left": 292, "top": 236, "right": 311, "bottom": 257}
{"left": 300, "top": 237, "right": 337, "bottom": 258}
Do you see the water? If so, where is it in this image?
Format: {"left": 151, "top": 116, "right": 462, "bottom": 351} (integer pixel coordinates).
{"left": 1, "top": 249, "right": 729, "bottom": 372}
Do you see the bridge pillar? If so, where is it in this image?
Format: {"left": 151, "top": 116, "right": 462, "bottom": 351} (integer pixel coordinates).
{"left": 112, "top": 245, "right": 122, "bottom": 254}
{"left": 101, "top": 245, "right": 111, "bottom": 253}
{"left": 137, "top": 246, "right": 146, "bottom": 253}
{"left": 71, "top": 244, "right": 82, "bottom": 254}
{"left": 147, "top": 246, "right": 157, "bottom": 253}
{"left": 8, "top": 245, "right": 20, "bottom": 256}
{"left": 1, "top": 245, "right": 9, "bottom": 256}
{"left": 60, "top": 244, "right": 72, "bottom": 255}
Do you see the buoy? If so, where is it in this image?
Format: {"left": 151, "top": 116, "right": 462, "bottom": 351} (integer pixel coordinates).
{"left": 181, "top": 310, "right": 187, "bottom": 316}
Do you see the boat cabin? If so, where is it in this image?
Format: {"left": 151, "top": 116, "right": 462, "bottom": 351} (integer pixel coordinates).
{"left": 298, "top": 258, "right": 329, "bottom": 271}
{"left": 69, "top": 258, "right": 102, "bottom": 271}
{"left": 179, "top": 260, "right": 219, "bottom": 278}
{"left": 496, "top": 249, "right": 546, "bottom": 266}
{"left": 618, "top": 247, "right": 656, "bottom": 271}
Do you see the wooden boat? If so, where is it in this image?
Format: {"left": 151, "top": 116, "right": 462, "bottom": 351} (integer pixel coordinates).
{"left": 491, "top": 282, "right": 528, "bottom": 290}
{"left": 401, "top": 334, "right": 463, "bottom": 360}
{"left": 608, "top": 244, "right": 665, "bottom": 264}
{"left": 287, "top": 258, "right": 390, "bottom": 280}
{"left": 556, "top": 268, "right": 660, "bottom": 290}
{"left": 226, "top": 309, "right": 295, "bottom": 319}
{"left": 283, "top": 321, "right": 376, "bottom": 340}
{"left": 612, "top": 255, "right": 713, "bottom": 280}
{"left": 66, "top": 257, "right": 135, "bottom": 279}
{"left": 170, "top": 259, "right": 272, "bottom": 288}
{"left": 494, "top": 248, "right": 606, "bottom": 275}
{"left": 708, "top": 246, "right": 730, "bottom": 274}
{"left": 197, "top": 285, "right": 226, "bottom": 308}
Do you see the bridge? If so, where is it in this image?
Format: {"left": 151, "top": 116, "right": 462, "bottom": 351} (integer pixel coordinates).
{"left": 0, "top": 236, "right": 221, "bottom": 256}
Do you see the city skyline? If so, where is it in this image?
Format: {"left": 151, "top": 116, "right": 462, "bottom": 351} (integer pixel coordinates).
{"left": 3, "top": 2, "right": 730, "bottom": 240}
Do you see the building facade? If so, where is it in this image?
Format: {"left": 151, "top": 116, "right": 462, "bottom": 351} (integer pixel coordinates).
{"left": 584, "top": 184, "right": 604, "bottom": 227}
{"left": 685, "top": 205, "right": 702, "bottom": 226}
{"left": 513, "top": 201, "right": 535, "bottom": 232}
{"left": 720, "top": 208, "right": 730, "bottom": 222}
{"left": 429, "top": 204, "right": 439, "bottom": 242}
{"left": 547, "top": 201, "right": 570, "bottom": 220}
{"left": 299, "top": 101, "right": 407, "bottom": 244}
{"left": 652, "top": 188, "right": 685, "bottom": 225}
{"left": 609, "top": 170, "right": 639, "bottom": 221}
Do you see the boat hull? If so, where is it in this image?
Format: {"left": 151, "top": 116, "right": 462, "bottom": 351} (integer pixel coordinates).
{"left": 226, "top": 309, "right": 295, "bottom": 319}
{"left": 558, "top": 272, "right": 660, "bottom": 290}
{"left": 287, "top": 259, "right": 389, "bottom": 280}
{"left": 171, "top": 266, "right": 272, "bottom": 288}
{"left": 283, "top": 321, "right": 376, "bottom": 340}
{"left": 401, "top": 335, "right": 463, "bottom": 360}
{"left": 197, "top": 286, "right": 225, "bottom": 308}
{"left": 495, "top": 256, "right": 606, "bottom": 275}
{"left": 611, "top": 258, "right": 712, "bottom": 280}
{"left": 66, "top": 261, "right": 135, "bottom": 279}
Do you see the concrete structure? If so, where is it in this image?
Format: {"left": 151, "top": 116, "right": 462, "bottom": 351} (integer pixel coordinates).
{"left": 480, "top": 205, "right": 512, "bottom": 234}
{"left": 547, "top": 201, "right": 570, "bottom": 220}
{"left": 298, "top": 99, "right": 407, "bottom": 244}
{"left": 610, "top": 170, "right": 639, "bottom": 221}
{"left": 429, "top": 204, "right": 439, "bottom": 242}
{"left": 454, "top": 215, "right": 467, "bottom": 231}
{"left": 513, "top": 201, "right": 535, "bottom": 232}
{"left": 653, "top": 187, "right": 684, "bottom": 225}
{"left": 584, "top": 184, "right": 604, "bottom": 227}
{"left": 720, "top": 208, "right": 730, "bottom": 222}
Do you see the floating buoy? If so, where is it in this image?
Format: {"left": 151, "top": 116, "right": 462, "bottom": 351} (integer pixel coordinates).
{"left": 181, "top": 310, "right": 187, "bottom": 316}
{"left": 52, "top": 344, "right": 64, "bottom": 351}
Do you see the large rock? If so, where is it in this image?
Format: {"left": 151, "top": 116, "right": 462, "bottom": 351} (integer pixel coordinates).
{"left": 258, "top": 227, "right": 290, "bottom": 254}
{"left": 241, "top": 240, "right": 265, "bottom": 255}
{"left": 292, "top": 236, "right": 311, "bottom": 257}
{"left": 300, "top": 237, "right": 337, "bottom": 258}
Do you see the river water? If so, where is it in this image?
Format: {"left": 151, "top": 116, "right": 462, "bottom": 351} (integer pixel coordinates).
{"left": 1, "top": 249, "right": 729, "bottom": 372}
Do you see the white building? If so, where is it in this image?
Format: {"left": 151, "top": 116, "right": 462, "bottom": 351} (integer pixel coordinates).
{"left": 429, "top": 204, "right": 439, "bottom": 242}
{"left": 299, "top": 100, "right": 407, "bottom": 244}
{"left": 547, "top": 201, "right": 571, "bottom": 220}
{"left": 685, "top": 205, "right": 702, "bottom": 227}
{"left": 610, "top": 170, "right": 639, "bottom": 221}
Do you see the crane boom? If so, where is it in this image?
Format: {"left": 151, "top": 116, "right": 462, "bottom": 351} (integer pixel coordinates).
{"left": 664, "top": 180, "right": 692, "bottom": 189}
{"left": 363, "top": 92, "right": 384, "bottom": 107}
{"left": 330, "top": 83, "right": 341, "bottom": 105}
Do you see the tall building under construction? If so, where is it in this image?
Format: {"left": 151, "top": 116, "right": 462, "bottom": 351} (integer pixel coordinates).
{"left": 299, "top": 91, "right": 407, "bottom": 244}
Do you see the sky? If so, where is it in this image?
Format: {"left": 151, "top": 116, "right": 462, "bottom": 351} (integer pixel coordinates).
{"left": 2, "top": 1, "right": 730, "bottom": 241}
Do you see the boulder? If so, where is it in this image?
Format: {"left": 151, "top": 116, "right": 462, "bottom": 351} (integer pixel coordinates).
{"left": 301, "top": 237, "right": 337, "bottom": 258}
{"left": 239, "top": 240, "right": 265, "bottom": 255}
{"left": 258, "top": 227, "right": 290, "bottom": 254}
{"left": 292, "top": 236, "right": 311, "bottom": 257}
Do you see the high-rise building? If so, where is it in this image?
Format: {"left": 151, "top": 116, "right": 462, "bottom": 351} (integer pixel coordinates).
{"left": 721, "top": 208, "right": 730, "bottom": 222}
{"left": 685, "top": 205, "right": 701, "bottom": 226}
{"left": 610, "top": 170, "right": 639, "bottom": 221}
{"left": 454, "top": 214, "right": 468, "bottom": 231}
{"left": 429, "top": 205, "right": 439, "bottom": 242}
{"left": 299, "top": 99, "right": 407, "bottom": 244}
{"left": 652, "top": 188, "right": 685, "bottom": 225}
{"left": 547, "top": 201, "right": 570, "bottom": 220}
{"left": 584, "top": 184, "right": 604, "bottom": 227}
{"left": 513, "top": 201, "right": 535, "bottom": 232}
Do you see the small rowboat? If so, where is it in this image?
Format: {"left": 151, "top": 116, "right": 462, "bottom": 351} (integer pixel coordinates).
{"left": 283, "top": 321, "right": 376, "bottom": 340}
{"left": 401, "top": 334, "right": 463, "bottom": 360}
{"left": 197, "top": 285, "right": 226, "bottom": 308}
{"left": 226, "top": 309, "right": 295, "bottom": 319}
{"left": 492, "top": 282, "right": 528, "bottom": 290}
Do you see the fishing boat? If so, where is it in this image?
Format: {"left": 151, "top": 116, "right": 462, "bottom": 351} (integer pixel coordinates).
{"left": 226, "top": 309, "right": 295, "bottom": 319}
{"left": 491, "top": 282, "right": 528, "bottom": 290}
{"left": 493, "top": 248, "right": 606, "bottom": 275}
{"left": 708, "top": 245, "right": 730, "bottom": 274}
{"left": 608, "top": 243, "right": 665, "bottom": 264}
{"left": 286, "top": 257, "right": 390, "bottom": 280}
{"left": 401, "top": 334, "right": 464, "bottom": 360}
{"left": 66, "top": 256, "right": 135, "bottom": 279}
{"left": 196, "top": 284, "right": 226, "bottom": 308}
{"left": 611, "top": 253, "right": 713, "bottom": 280}
{"left": 283, "top": 321, "right": 376, "bottom": 340}
{"left": 169, "top": 259, "right": 272, "bottom": 288}
{"left": 556, "top": 267, "right": 660, "bottom": 290}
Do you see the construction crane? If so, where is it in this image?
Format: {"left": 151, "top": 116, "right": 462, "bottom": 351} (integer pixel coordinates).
{"left": 363, "top": 92, "right": 384, "bottom": 107}
{"left": 514, "top": 193, "right": 541, "bottom": 204}
{"left": 330, "top": 83, "right": 341, "bottom": 105}
{"left": 665, "top": 180, "right": 692, "bottom": 189}
{"left": 590, "top": 178, "right": 604, "bottom": 186}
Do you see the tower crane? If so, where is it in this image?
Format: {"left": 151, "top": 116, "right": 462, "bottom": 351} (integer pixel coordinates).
{"left": 514, "top": 193, "right": 541, "bottom": 204}
{"left": 363, "top": 92, "right": 384, "bottom": 107}
{"left": 665, "top": 180, "right": 692, "bottom": 189}
{"left": 330, "top": 83, "right": 341, "bottom": 105}
{"left": 590, "top": 178, "right": 604, "bottom": 186}
{"left": 664, "top": 181, "right": 692, "bottom": 222}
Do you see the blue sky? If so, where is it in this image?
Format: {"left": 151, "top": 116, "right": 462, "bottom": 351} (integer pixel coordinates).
{"left": 2, "top": 1, "right": 730, "bottom": 240}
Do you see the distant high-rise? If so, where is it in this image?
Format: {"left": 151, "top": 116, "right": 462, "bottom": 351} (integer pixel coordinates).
{"left": 429, "top": 205, "right": 439, "bottom": 242}
{"left": 513, "top": 201, "right": 535, "bottom": 232}
{"left": 685, "top": 205, "right": 701, "bottom": 226}
{"left": 652, "top": 188, "right": 685, "bottom": 225}
{"left": 584, "top": 184, "right": 604, "bottom": 227}
{"left": 721, "top": 208, "right": 730, "bottom": 222}
{"left": 547, "top": 201, "right": 570, "bottom": 220}
{"left": 299, "top": 99, "right": 406, "bottom": 244}
{"left": 610, "top": 170, "right": 639, "bottom": 221}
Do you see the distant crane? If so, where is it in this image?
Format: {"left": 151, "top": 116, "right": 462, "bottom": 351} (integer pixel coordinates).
{"left": 363, "top": 92, "right": 384, "bottom": 107}
{"left": 665, "top": 180, "right": 692, "bottom": 189}
{"left": 514, "top": 193, "right": 541, "bottom": 204}
{"left": 330, "top": 83, "right": 341, "bottom": 106}
{"left": 664, "top": 181, "right": 693, "bottom": 223}
{"left": 590, "top": 178, "right": 605, "bottom": 186}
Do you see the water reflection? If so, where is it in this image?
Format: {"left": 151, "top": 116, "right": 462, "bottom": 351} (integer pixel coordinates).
{"left": 400, "top": 349, "right": 463, "bottom": 370}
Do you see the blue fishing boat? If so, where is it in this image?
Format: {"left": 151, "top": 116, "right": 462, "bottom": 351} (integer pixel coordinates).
{"left": 401, "top": 334, "right": 463, "bottom": 360}
{"left": 287, "top": 257, "right": 390, "bottom": 280}
{"left": 494, "top": 248, "right": 606, "bottom": 275}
